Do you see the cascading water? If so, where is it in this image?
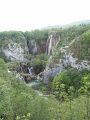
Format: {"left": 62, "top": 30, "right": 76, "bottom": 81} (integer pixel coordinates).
{"left": 28, "top": 67, "right": 33, "bottom": 75}
{"left": 48, "top": 35, "right": 52, "bottom": 55}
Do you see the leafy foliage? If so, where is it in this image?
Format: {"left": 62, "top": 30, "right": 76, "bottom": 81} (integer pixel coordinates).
{"left": 70, "top": 30, "right": 90, "bottom": 60}
{"left": 25, "top": 29, "right": 48, "bottom": 43}
{"left": 0, "top": 58, "right": 59, "bottom": 120}
{"left": 0, "top": 58, "right": 7, "bottom": 70}
{"left": 53, "top": 68, "right": 82, "bottom": 93}
{"left": 28, "top": 54, "right": 48, "bottom": 74}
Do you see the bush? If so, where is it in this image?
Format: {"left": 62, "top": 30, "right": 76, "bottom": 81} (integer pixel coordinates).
{"left": 0, "top": 58, "right": 7, "bottom": 70}
{"left": 29, "top": 54, "right": 48, "bottom": 74}
{"left": 0, "top": 59, "right": 58, "bottom": 120}
{"left": 53, "top": 68, "right": 82, "bottom": 94}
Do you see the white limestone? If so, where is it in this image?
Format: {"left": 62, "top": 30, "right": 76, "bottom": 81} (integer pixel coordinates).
{"left": 3, "top": 41, "right": 27, "bottom": 62}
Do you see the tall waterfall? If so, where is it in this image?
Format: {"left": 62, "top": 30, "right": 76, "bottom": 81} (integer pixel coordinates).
{"left": 46, "top": 32, "right": 60, "bottom": 55}
{"left": 48, "top": 35, "right": 52, "bottom": 55}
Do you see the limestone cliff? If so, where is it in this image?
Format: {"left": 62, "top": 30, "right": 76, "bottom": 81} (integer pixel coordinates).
{"left": 3, "top": 41, "right": 28, "bottom": 62}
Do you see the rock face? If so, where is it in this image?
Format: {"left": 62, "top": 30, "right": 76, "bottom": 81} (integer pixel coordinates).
{"left": 60, "top": 45, "right": 90, "bottom": 70}
{"left": 46, "top": 32, "right": 60, "bottom": 55}
{"left": 27, "top": 40, "right": 38, "bottom": 54}
{"left": 27, "top": 40, "right": 46, "bottom": 54}
{"left": 43, "top": 65, "right": 64, "bottom": 84}
{"left": 58, "top": 36, "right": 90, "bottom": 71}
{"left": 3, "top": 41, "right": 27, "bottom": 62}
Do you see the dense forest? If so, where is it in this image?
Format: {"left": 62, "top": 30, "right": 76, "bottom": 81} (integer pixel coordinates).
{"left": 0, "top": 23, "right": 90, "bottom": 120}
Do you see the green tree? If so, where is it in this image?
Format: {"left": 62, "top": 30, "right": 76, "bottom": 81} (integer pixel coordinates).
{"left": 53, "top": 68, "right": 82, "bottom": 95}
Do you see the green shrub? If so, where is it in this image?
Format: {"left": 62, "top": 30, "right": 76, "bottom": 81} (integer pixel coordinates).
{"left": 0, "top": 58, "right": 7, "bottom": 70}
{"left": 28, "top": 54, "right": 48, "bottom": 74}
{"left": 53, "top": 68, "right": 82, "bottom": 94}
{"left": 0, "top": 59, "right": 58, "bottom": 120}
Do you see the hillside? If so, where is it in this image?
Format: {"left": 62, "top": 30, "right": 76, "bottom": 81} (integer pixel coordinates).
{"left": 0, "top": 30, "right": 49, "bottom": 61}
{"left": 47, "top": 24, "right": 90, "bottom": 68}
{"left": 0, "top": 22, "right": 90, "bottom": 120}
{"left": 0, "top": 58, "right": 90, "bottom": 120}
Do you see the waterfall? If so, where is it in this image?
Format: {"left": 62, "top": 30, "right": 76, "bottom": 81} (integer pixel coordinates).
{"left": 28, "top": 67, "right": 33, "bottom": 75}
{"left": 48, "top": 35, "right": 52, "bottom": 55}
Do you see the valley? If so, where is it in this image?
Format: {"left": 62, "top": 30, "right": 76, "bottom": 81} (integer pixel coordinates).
{"left": 0, "top": 23, "right": 90, "bottom": 120}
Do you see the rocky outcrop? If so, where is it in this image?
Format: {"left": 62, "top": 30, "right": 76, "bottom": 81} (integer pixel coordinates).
{"left": 46, "top": 32, "right": 60, "bottom": 55}
{"left": 43, "top": 65, "right": 64, "bottom": 84}
{"left": 57, "top": 36, "right": 90, "bottom": 70}
{"left": 3, "top": 41, "right": 27, "bottom": 62}
{"left": 60, "top": 46, "right": 90, "bottom": 70}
